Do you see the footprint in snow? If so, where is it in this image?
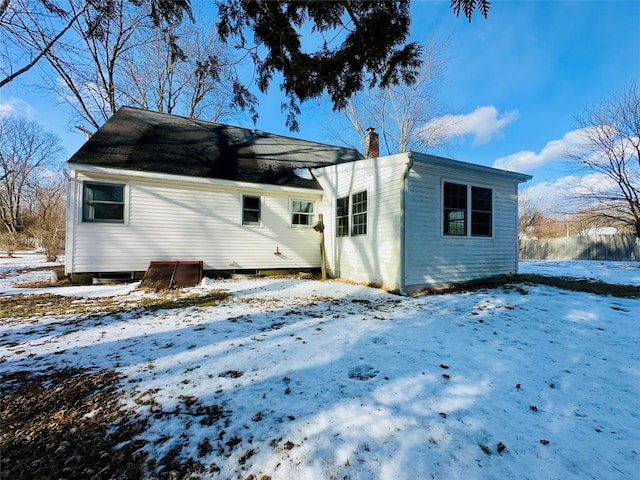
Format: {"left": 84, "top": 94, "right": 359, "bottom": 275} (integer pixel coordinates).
{"left": 348, "top": 365, "right": 379, "bottom": 381}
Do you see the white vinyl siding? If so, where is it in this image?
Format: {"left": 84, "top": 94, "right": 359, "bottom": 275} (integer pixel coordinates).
{"left": 315, "top": 152, "right": 525, "bottom": 293}
{"left": 66, "top": 151, "right": 528, "bottom": 292}
{"left": 314, "top": 155, "right": 407, "bottom": 290}
{"left": 404, "top": 158, "right": 520, "bottom": 292}
{"left": 66, "top": 172, "right": 322, "bottom": 274}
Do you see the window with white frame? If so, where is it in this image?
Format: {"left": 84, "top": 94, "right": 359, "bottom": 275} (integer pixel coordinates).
{"left": 336, "top": 191, "right": 368, "bottom": 237}
{"left": 443, "top": 182, "right": 492, "bottom": 237}
{"left": 291, "top": 199, "right": 315, "bottom": 226}
{"left": 242, "top": 195, "right": 261, "bottom": 225}
{"left": 351, "top": 190, "right": 367, "bottom": 236}
{"left": 82, "top": 182, "right": 125, "bottom": 223}
{"left": 336, "top": 196, "right": 349, "bottom": 236}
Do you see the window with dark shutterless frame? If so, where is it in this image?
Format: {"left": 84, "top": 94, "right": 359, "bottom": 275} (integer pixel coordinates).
{"left": 242, "top": 195, "right": 261, "bottom": 225}
{"left": 82, "top": 182, "right": 125, "bottom": 223}
{"left": 336, "top": 196, "right": 349, "bottom": 236}
{"left": 443, "top": 182, "right": 467, "bottom": 236}
{"left": 471, "top": 186, "right": 492, "bottom": 237}
{"left": 443, "top": 182, "right": 493, "bottom": 237}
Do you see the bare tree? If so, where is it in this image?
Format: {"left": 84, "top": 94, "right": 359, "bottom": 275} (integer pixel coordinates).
{"left": 11, "top": 0, "right": 239, "bottom": 129}
{"left": 569, "top": 82, "right": 640, "bottom": 238}
{"left": 0, "top": 0, "right": 88, "bottom": 88}
{"left": 329, "top": 39, "right": 449, "bottom": 156}
{"left": 518, "top": 194, "right": 545, "bottom": 238}
{"left": 0, "top": 115, "right": 63, "bottom": 234}
{"left": 39, "top": 0, "right": 148, "bottom": 128}
{"left": 29, "top": 176, "right": 67, "bottom": 261}
{"left": 0, "top": 0, "right": 190, "bottom": 88}
{"left": 118, "top": 17, "right": 238, "bottom": 122}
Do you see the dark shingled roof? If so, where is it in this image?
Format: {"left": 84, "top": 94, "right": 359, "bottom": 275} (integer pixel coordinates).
{"left": 68, "top": 106, "right": 364, "bottom": 189}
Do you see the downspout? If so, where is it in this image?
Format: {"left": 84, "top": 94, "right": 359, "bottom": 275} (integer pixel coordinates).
{"left": 515, "top": 183, "right": 521, "bottom": 275}
{"left": 64, "top": 170, "right": 77, "bottom": 276}
{"left": 399, "top": 152, "right": 414, "bottom": 296}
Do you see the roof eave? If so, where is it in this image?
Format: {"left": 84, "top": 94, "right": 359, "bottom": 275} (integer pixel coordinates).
{"left": 69, "top": 163, "right": 325, "bottom": 195}
{"left": 409, "top": 151, "right": 533, "bottom": 183}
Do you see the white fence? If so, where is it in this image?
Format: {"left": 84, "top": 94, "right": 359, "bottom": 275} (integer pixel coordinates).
{"left": 519, "top": 235, "right": 640, "bottom": 261}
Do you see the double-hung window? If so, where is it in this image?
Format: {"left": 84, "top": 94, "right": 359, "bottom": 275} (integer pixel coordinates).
{"left": 471, "top": 186, "right": 492, "bottom": 236}
{"left": 336, "top": 191, "right": 367, "bottom": 237}
{"left": 443, "top": 182, "right": 492, "bottom": 237}
{"left": 443, "top": 182, "right": 467, "bottom": 236}
{"left": 336, "top": 197, "right": 349, "bottom": 236}
{"left": 242, "top": 195, "right": 261, "bottom": 225}
{"left": 291, "top": 200, "right": 315, "bottom": 226}
{"left": 351, "top": 191, "right": 367, "bottom": 236}
{"left": 82, "top": 182, "right": 125, "bottom": 223}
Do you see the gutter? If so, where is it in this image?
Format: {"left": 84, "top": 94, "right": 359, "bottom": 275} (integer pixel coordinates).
{"left": 399, "top": 152, "right": 414, "bottom": 296}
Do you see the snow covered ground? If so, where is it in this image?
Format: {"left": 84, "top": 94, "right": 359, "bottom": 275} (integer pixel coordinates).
{"left": 1, "top": 254, "right": 639, "bottom": 479}
{"left": 519, "top": 259, "right": 640, "bottom": 286}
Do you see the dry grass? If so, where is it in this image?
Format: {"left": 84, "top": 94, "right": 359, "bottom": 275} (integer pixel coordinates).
{"left": 0, "top": 290, "right": 230, "bottom": 320}
{"left": 1, "top": 368, "right": 149, "bottom": 480}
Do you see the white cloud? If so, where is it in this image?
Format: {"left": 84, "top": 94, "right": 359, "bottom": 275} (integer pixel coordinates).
{"left": 493, "top": 128, "right": 591, "bottom": 172}
{"left": 422, "top": 106, "right": 519, "bottom": 145}
{"left": 0, "top": 104, "right": 13, "bottom": 117}
{"left": 0, "top": 97, "right": 36, "bottom": 118}
{"left": 520, "top": 172, "right": 617, "bottom": 214}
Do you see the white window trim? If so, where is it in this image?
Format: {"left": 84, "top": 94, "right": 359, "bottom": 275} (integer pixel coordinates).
{"left": 80, "top": 180, "right": 128, "bottom": 225}
{"left": 289, "top": 198, "right": 316, "bottom": 228}
{"left": 241, "top": 193, "right": 264, "bottom": 227}
{"left": 335, "top": 191, "right": 369, "bottom": 237}
{"left": 441, "top": 179, "right": 494, "bottom": 238}
{"left": 350, "top": 190, "right": 368, "bottom": 236}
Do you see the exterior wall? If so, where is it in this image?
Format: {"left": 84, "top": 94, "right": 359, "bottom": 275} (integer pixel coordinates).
{"left": 403, "top": 158, "right": 521, "bottom": 292}
{"left": 65, "top": 170, "right": 323, "bottom": 274}
{"left": 314, "top": 155, "right": 409, "bottom": 290}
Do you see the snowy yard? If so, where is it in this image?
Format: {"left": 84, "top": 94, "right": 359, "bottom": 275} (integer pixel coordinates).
{"left": 1, "top": 256, "right": 639, "bottom": 479}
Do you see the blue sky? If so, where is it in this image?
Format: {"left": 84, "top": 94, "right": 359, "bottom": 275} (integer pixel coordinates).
{"left": 2, "top": 0, "right": 639, "bottom": 214}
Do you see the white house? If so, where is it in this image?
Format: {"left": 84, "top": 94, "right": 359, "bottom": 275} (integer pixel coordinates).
{"left": 313, "top": 152, "right": 531, "bottom": 293}
{"left": 65, "top": 107, "right": 531, "bottom": 293}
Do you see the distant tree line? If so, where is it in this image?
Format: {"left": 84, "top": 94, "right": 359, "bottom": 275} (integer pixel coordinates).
{"left": 0, "top": 115, "right": 65, "bottom": 260}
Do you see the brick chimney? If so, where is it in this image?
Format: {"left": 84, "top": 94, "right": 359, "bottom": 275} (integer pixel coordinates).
{"left": 364, "top": 127, "right": 379, "bottom": 158}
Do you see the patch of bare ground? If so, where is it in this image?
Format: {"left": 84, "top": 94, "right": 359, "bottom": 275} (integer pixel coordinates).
{"left": 13, "top": 278, "right": 72, "bottom": 289}
{"left": 1, "top": 367, "right": 235, "bottom": 480}
{"left": 411, "top": 275, "right": 640, "bottom": 298}
{"left": 513, "top": 274, "right": 640, "bottom": 298}
{"left": 0, "top": 293, "right": 91, "bottom": 319}
{"left": 0, "top": 265, "right": 59, "bottom": 280}
{"left": 0, "top": 290, "right": 230, "bottom": 320}
{"left": 1, "top": 368, "right": 148, "bottom": 480}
